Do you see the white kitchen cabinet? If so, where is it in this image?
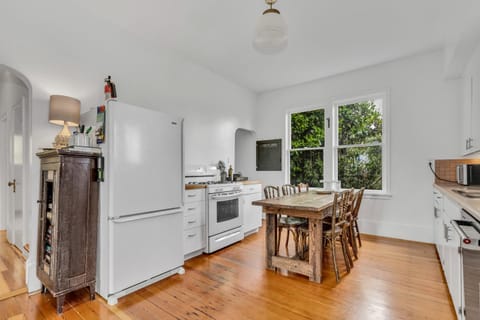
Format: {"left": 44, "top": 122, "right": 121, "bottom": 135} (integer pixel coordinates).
{"left": 242, "top": 184, "right": 263, "bottom": 236}
{"left": 445, "top": 222, "right": 463, "bottom": 319}
{"left": 434, "top": 189, "right": 464, "bottom": 319}
{"left": 433, "top": 189, "right": 445, "bottom": 265}
{"left": 184, "top": 189, "right": 206, "bottom": 259}
{"left": 462, "top": 44, "right": 480, "bottom": 155}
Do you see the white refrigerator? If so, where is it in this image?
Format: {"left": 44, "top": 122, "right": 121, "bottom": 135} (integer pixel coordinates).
{"left": 82, "top": 100, "right": 184, "bottom": 305}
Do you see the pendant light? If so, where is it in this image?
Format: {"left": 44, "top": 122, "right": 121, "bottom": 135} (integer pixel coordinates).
{"left": 253, "top": 0, "right": 288, "bottom": 54}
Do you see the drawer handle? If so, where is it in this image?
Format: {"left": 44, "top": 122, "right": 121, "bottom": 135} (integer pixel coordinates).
{"left": 187, "top": 195, "right": 196, "bottom": 198}
{"left": 187, "top": 207, "right": 196, "bottom": 211}
{"left": 187, "top": 220, "right": 196, "bottom": 224}
{"left": 187, "top": 234, "right": 196, "bottom": 238}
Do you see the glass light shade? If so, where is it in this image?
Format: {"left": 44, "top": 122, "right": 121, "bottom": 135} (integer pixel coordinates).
{"left": 253, "top": 10, "right": 288, "bottom": 54}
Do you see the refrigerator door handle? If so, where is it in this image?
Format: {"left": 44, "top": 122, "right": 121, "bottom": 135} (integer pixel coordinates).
{"left": 110, "top": 208, "right": 183, "bottom": 224}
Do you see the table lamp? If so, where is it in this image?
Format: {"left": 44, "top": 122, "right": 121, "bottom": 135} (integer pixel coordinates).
{"left": 49, "top": 95, "right": 80, "bottom": 148}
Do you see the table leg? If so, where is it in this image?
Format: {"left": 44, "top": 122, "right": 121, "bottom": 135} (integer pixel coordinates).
{"left": 309, "top": 218, "right": 323, "bottom": 283}
{"left": 266, "top": 212, "right": 277, "bottom": 270}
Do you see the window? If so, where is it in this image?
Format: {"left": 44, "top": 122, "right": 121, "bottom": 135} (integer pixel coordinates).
{"left": 289, "top": 109, "right": 325, "bottom": 187}
{"left": 287, "top": 93, "right": 388, "bottom": 194}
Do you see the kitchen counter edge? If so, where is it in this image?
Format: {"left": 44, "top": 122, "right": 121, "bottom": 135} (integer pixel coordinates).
{"left": 434, "top": 182, "right": 480, "bottom": 221}
{"left": 185, "top": 180, "right": 262, "bottom": 190}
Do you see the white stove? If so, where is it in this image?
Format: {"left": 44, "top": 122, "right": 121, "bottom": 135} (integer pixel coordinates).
{"left": 185, "top": 167, "right": 244, "bottom": 253}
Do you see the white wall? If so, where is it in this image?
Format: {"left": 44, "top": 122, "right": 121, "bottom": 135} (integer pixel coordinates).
{"left": 2, "top": 34, "right": 256, "bottom": 169}
{"left": 253, "top": 50, "right": 462, "bottom": 243}
{"left": 2, "top": 23, "right": 256, "bottom": 292}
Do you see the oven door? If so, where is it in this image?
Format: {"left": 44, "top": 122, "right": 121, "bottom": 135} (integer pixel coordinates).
{"left": 208, "top": 193, "right": 243, "bottom": 236}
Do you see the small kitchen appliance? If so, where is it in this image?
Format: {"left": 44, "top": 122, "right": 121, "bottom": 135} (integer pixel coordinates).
{"left": 456, "top": 164, "right": 480, "bottom": 186}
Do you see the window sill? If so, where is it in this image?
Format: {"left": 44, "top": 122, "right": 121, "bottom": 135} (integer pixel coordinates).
{"left": 363, "top": 192, "right": 392, "bottom": 200}
{"left": 310, "top": 188, "right": 392, "bottom": 200}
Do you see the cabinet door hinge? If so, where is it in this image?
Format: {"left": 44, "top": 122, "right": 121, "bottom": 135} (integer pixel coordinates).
{"left": 326, "top": 117, "right": 330, "bottom": 129}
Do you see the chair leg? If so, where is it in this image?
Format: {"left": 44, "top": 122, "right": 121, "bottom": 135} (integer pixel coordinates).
{"left": 276, "top": 227, "right": 282, "bottom": 253}
{"left": 331, "top": 240, "right": 340, "bottom": 283}
{"left": 350, "top": 224, "right": 358, "bottom": 259}
{"left": 292, "top": 229, "right": 300, "bottom": 257}
{"left": 285, "top": 227, "right": 290, "bottom": 251}
{"left": 340, "top": 237, "right": 351, "bottom": 273}
{"left": 345, "top": 235, "right": 354, "bottom": 268}
{"left": 340, "top": 235, "right": 353, "bottom": 272}
{"left": 355, "top": 220, "right": 362, "bottom": 247}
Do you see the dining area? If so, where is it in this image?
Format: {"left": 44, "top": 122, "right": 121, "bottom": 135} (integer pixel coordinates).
{"left": 252, "top": 183, "right": 365, "bottom": 284}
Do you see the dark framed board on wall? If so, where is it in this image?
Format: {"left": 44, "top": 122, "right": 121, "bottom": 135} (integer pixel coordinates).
{"left": 256, "top": 139, "right": 281, "bottom": 171}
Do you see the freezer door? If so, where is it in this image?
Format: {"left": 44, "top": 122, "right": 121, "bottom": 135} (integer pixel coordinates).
{"left": 110, "top": 209, "right": 183, "bottom": 294}
{"left": 107, "top": 101, "right": 183, "bottom": 217}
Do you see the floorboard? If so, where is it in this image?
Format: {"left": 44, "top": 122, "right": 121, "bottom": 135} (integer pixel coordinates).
{"left": 0, "top": 224, "right": 456, "bottom": 319}
{"left": 0, "top": 231, "right": 26, "bottom": 301}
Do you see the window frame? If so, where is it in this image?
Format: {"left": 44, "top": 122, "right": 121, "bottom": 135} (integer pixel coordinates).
{"left": 332, "top": 92, "right": 390, "bottom": 195}
{"left": 286, "top": 105, "right": 331, "bottom": 188}
{"left": 286, "top": 91, "right": 390, "bottom": 197}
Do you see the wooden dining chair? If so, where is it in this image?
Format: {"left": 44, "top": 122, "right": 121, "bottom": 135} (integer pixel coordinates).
{"left": 297, "top": 183, "right": 309, "bottom": 192}
{"left": 276, "top": 184, "right": 306, "bottom": 256}
{"left": 325, "top": 189, "right": 354, "bottom": 282}
{"left": 281, "top": 184, "right": 297, "bottom": 195}
{"left": 350, "top": 188, "right": 365, "bottom": 256}
{"left": 264, "top": 185, "right": 280, "bottom": 199}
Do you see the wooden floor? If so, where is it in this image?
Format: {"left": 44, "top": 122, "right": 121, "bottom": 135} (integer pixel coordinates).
{"left": 0, "top": 225, "right": 455, "bottom": 320}
{"left": 0, "top": 231, "right": 27, "bottom": 301}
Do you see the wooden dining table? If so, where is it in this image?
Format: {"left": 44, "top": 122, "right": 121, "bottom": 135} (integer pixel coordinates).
{"left": 252, "top": 191, "right": 335, "bottom": 283}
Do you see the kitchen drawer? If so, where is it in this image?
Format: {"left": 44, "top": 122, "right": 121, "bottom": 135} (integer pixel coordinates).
{"left": 184, "top": 226, "right": 206, "bottom": 255}
{"left": 184, "top": 189, "right": 206, "bottom": 203}
{"left": 243, "top": 184, "right": 262, "bottom": 194}
{"left": 183, "top": 204, "right": 205, "bottom": 229}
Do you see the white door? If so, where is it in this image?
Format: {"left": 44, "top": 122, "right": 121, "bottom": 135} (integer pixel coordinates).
{"left": 6, "top": 98, "right": 25, "bottom": 251}
{"left": 107, "top": 101, "right": 183, "bottom": 217}
{"left": 110, "top": 210, "right": 183, "bottom": 294}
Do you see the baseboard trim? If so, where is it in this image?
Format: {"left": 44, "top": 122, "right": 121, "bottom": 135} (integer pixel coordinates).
{"left": 358, "top": 219, "right": 433, "bottom": 243}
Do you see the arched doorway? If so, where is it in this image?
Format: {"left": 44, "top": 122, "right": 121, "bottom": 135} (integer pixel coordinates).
{"left": 0, "top": 64, "right": 32, "bottom": 299}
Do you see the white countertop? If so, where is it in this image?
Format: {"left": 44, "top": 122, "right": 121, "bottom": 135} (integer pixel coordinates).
{"left": 434, "top": 182, "right": 480, "bottom": 220}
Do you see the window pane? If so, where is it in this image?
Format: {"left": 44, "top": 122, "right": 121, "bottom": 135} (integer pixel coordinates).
{"left": 291, "top": 109, "right": 325, "bottom": 148}
{"left": 338, "top": 99, "right": 383, "bottom": 146}
{"left": 338, "top": 146, "right": 382, "bottom": 190}
{"left": 290, "top": 150, "right": 323, "bottom": 187}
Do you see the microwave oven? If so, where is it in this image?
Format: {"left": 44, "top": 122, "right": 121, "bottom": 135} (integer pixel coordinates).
{"left": 456, "top": 164, "right": 480, "bottom": 186}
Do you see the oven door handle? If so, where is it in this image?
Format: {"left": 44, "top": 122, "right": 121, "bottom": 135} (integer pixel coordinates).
{"left": 451, "top": 220, "right": 468, "bottom": 240}
{"left": 210, "top": 193, "right": 241, "bottom": 200}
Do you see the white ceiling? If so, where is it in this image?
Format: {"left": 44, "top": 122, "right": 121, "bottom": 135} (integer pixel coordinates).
{"left": 0, "top": 1, "right": 472, "bottom": 93}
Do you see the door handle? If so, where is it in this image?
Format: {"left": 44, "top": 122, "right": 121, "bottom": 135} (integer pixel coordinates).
{"left": 7, "top": 179, "right": 16, "bottom": 193}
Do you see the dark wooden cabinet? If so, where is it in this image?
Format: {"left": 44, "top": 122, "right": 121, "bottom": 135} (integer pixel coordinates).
{"left": 36, "top": 150, "right": 100, "bottom": 313}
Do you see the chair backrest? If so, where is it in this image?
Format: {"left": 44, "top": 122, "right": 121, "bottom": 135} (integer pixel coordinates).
{"left": 281, "top": 184, "right": 297, "bottom": 196}
{"left": 352, "top": 187, "right": 365, "bottom": 219}
{"left": 264, "top": 186, "right": 280, "bottom": 199}
{"left": 330, "top": 189, "right": 353, "bottom": 235}
{"left": 297, "top": 183, "right": 309, "bottom": 192}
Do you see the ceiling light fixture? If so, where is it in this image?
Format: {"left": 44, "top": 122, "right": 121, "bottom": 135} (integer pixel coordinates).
{"left": 253, "top": 0, "right": 288, "bottom": 54}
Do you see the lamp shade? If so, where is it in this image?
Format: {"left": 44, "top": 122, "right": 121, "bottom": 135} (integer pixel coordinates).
{"left": 49, "top": 95, "right": 80, "bottom": 127}
{"left": 253, "top": 10, "right": 288, "bottom": 54}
